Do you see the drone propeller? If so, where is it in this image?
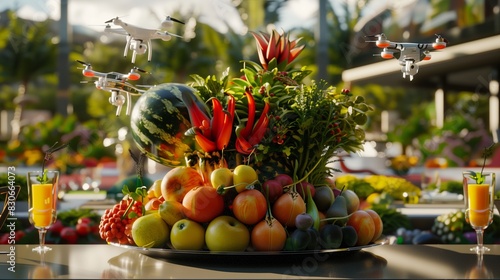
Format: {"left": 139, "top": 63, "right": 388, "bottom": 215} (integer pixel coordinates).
{"left": 76, "top": 60, "right": 91, "bottom": 67}
{"left": 104, "top": 17, "right": 118, "bottom": 24}
{"left": 167, "top": 16, "right": 185, "bottom": 25}
{"left": 133, "top": 67, "right": 148, "bottom": 74}
{"left": 365, "top": 33, "right": 386, "bottom": 39}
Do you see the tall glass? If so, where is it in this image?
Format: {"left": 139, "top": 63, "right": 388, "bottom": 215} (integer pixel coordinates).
{"left": 463, "top": 171, "right": 495, "bottom": 254}
{"left": 27, "top": 171, "right": 59, "bottom": 253}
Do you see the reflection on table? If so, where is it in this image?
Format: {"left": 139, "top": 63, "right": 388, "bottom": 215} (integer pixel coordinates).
{"left": 2, "top": 244, "right": 500, "bottom": 279}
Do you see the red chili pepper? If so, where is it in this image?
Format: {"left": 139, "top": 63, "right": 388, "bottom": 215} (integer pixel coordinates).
{"left": 216, "top": 94, "right": 235, "bottom": 150}
{"left": 184, "top": 93, "right": 234, "bottom": 153}
{"left": 236, "top": 101, "right": 270, "bottom": 155}
{"left": 210, "top": 98, "right": 224, "bottom": 140}
{"left": 239, "top": 88, "right": 255, "bottom": 139}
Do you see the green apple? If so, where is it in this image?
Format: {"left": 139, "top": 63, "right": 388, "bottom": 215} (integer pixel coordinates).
{"left": 170, "top": 219, "right": 205, "bottom": 250}
{"left": 210, "top": 167, "right": 233, "bottom": 189}
{"left": 205, "top": 215, "right": 250, "bottom": 251}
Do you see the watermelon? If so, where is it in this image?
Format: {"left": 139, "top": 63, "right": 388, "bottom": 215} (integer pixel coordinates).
{"left": 130, "top": 83, "right": 207, "bottom": 167}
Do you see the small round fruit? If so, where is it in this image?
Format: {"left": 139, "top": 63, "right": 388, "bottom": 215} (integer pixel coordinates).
{"left": 341, "top": 189, "right": 360, "bottom": 214}
{"left": 232, "top": 189, "right": 267, "bottom": 225}
{"left": 182, "top": 186, "right": 224, "bottom": 223}
{"left": 340, "top": 225, "right": 358, "bottom": 247}
{"left": 76, "top": 222, "right": 91, "bottom": 236}
{"left": 272, "top": 192, "right": 306, "bottom": 227}
{"left": 210, "top": 167, "right": 233, "bottom": 189}
{"left": 131, "top": 213, "right": 170, "bottom": 248}
{"left": 313, "top": 186, "right": 335, "bottom": 212}
{"left": 365, "top": 209, "right": 383, "bottom": 242}
{"left": 286, "top": 229, "right": 311, "bottom": 251}
{"left": 158, "top": 200, "right": 185, "bottom": 227}
{"left": 161, "top": 166, "right": 204, "bottom": 203}
{"left": 261, "top": 179, "right": 283, "bottom": 202}
{"left": 347, "top": 210, "right": 375, "bottom": 246}
{"left": 319, "top": 224, "right": 343, "bottom": 249}
{"left": 251, "top": 217, "right": 287, "bottom": 251}
{"left": 232, "top": 165, "right": 258, "bottom": 193}
{"left": 295, "top": 213, "right": 314, "bottom": 230}
{"left": 170, "top": 219, "right": 205, "bottom": 250}
{"left": 296, "top": 181, "right": 315, "bottom": 200}
{"left": 274, "top": 174, "right": 293, "bottom": 187}
{"left": 205, "top": 216, "right": 250, "bottom": 251}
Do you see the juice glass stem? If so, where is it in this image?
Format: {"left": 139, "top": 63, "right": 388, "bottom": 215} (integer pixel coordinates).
{"left": 474, "top": 228, "right": 490, "bottom": 254}
{"left": 34, "top": 228, "right": 51, "bottom": 252}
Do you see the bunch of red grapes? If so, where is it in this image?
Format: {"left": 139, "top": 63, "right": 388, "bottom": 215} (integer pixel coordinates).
{"left": 98, "top": 198, "right": 143, "bottom": 245}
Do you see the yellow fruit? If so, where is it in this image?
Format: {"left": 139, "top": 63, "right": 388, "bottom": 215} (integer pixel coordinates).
{"left": 151, "top": 179, "right": 163, "bottom": 198}
{"left": 232, "top": 165, "right": 258, "bottom": 193}
{"left": 210, "top": 167, "right": 233, "bottom": 189}
{"left": 158, "top": 200, "right": 185, "bottom": 227}
{"left": 131, "top": 213, "right": 169, "bottom": 248}
{"left": 366, "top": 193, "right": 380, "bottom": 205}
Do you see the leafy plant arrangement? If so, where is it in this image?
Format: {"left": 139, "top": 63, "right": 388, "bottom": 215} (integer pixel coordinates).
{"left": 186, "top": 29, "right": 373, "bottom": 184}
{"left": 467, "top": 143, "right": 496, "bottom": 184}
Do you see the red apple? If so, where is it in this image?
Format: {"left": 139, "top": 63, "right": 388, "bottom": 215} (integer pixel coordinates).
{"left": 261, "top": 179, "right": 283, "bottom": 202}
{"left": 182, "top": 186, "right": 224, "bottom": 223}
{"left": 296, "top": 181, "right": 316, "bottom": 200}
{"left": 346, "top": 210, "right": 375, "bottom": 246}
{"left": 274, "top": 174, "right": 294, "bottom": 187}
{"left": 161, "top": 166, "right": 204, "bottom": 203}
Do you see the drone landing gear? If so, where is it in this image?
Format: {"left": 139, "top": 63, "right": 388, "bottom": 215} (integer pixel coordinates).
{"left": 109, "top": 91, "right": 126, "bottom": 116}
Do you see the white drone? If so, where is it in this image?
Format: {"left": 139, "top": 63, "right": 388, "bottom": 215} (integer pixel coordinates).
{"left": 366, "top": 33, "right": 447, "bottom": 81}
{"left": 104, "top": 16, "right": 184, "bottom": 63}
{"left": 77, "top": 60, "right": 148, "bottom": 116}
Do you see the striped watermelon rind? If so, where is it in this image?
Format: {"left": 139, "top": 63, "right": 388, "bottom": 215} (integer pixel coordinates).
{"left": 130, "top": 83, "right": 205, "bottom": 167}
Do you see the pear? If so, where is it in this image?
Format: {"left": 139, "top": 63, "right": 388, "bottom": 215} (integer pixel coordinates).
{"left": 325, "top": 195, "right": 348, "bottom": 225}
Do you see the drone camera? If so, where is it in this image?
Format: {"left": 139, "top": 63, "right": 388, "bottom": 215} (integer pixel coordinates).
{"left": 109, "top": 92, "right": 126, "bottom": 106}
{"left": 130, "top": 40, "right": 148, "bottom": 54}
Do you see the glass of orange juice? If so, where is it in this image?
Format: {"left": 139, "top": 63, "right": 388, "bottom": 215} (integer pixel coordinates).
{"left": 463, "top": 171, "right": 495, "bottom": 254}
{"left": 27, "top": 170, "right": 59, "bottom": 253}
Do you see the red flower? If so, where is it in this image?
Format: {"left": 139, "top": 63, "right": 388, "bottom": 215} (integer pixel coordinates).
{"left": 235, "top": 88, "right": 270, "bottom": 155}
{"left": 250, "top": 29, "right": 305, "bottom": 70}
{"left": 184, "top": 93, "right": 235, "bottom": 153}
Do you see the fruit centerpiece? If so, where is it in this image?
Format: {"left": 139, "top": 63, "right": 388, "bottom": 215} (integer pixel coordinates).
{"left": 99, "top": 29, "right": 380, "bottom": 253}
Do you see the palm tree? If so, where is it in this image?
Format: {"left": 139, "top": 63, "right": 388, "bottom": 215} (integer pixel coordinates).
{"left": 0, "top": 11, "right": 57, "bottom": 140}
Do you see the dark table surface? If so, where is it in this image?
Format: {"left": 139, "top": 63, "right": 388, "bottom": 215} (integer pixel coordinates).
{"left": 1, "top": 242, "right": 500, "bottom": 279}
